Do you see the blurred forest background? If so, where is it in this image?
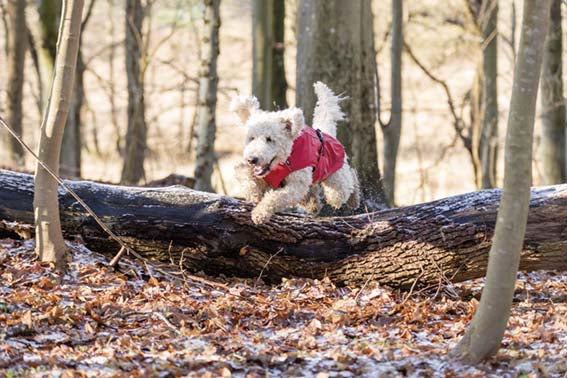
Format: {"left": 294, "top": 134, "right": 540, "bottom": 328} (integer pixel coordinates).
{"left": 0, "top": 0, "right": 563, "bottom": 206}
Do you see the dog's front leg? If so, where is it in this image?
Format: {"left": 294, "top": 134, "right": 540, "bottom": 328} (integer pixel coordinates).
{"left": 251, "top": 169, "right": 312, "bottom": 224}
{"left": 235, "top": 162, "right": 268, "bottom": 203}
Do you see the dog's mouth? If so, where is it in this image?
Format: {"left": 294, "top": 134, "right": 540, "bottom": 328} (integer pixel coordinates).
{"left": 252, "top": 157, "right": 276, "bottom": 177}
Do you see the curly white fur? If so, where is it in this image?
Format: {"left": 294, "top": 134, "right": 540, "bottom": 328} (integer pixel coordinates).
{"left": 230, "top": 95, "right": 260, "bottom": 124}
{"left": 312, "top": 81, "right": 345, "bottom": 138}
{"left": 231, "top": 83, "right": 360, "bottom": 224}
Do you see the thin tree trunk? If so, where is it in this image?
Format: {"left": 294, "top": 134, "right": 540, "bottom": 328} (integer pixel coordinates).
{"left": 60, "top": 0, "right": 96, "bottom": 178}
{"left": 193, "top": 0, "right": 220, "bottom": 192}
{"left": 470, "top": 67, "right": 483, "bottom": 186}
{"left": 252, "top": 0, "right": 287, "bottom": 110}
{"left": 30, "top": 0, "right": 62, "bottom": 109}
{"left": 381, "top": 0, "right": 403, "bottom": 206}
{"left": 33, "top": 0, "right": 84, "bottom": 267}
{"left": 26, "top": 24, "right": 45, "bottom": 115}
{"left": 2, "top": 169, "right": 567, "bottom": 288}
{"left": 453, "top": 0, "right": 551, "bottom": 363}
{"left": 60, "top": 49, "right": 84, "bottom": 177}
{"left": 465, "top": 0, "right": 499, "bottom": 189}
{"left": 121, "top": 0, "right": 146, "bottom": 185}
{"left": 540, "top": 0, "right": 565, "bottom": 185}
{"left": 108, "top": 0, "right": 122, "bottom": 156}
{"left": 0, "top": 2, "right": 9, "bottom": 57}
{"left": 478, "top": 0, "right": 499, "bottom": 189}
{"left": 296, "top": 0, "right": 387, "bottom": 210}
{"left": 4, "top": 0, "right": 27, "bottom": 166}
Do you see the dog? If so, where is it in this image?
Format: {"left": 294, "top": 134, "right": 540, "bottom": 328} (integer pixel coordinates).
{"left": 231, "top": 82, "right": 360, "bottom": 224}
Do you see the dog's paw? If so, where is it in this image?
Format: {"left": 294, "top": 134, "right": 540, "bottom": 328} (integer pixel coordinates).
{"left": 251, "top": 207, "right": 272, "bottom": 224}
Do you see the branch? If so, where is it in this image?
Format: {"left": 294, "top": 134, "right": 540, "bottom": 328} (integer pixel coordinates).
{"left": 403, "top": 40, "right": 472, "bottom": 153}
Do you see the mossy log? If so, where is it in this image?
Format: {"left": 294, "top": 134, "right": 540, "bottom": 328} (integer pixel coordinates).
{"left": 1, "top": 169, "right": 566, "bottom": 288}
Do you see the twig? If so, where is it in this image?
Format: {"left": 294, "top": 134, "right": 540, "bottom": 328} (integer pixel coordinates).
{"left": 354, "top": 273, "right": 375, "bottom": 302}
{"left": 403, "top": 40, "right": 471, "bottom": 152}
{"left": 153, "top": 312, "right": 181, "bottom": 335}
{"left": 256, "top": 248, "right": 283, "bottom": 285}
{"left": 109, "top": 246, "right": 127, "bottom": 267}
{"left": 387, "top": 265, "right": 425, "bottom": 316}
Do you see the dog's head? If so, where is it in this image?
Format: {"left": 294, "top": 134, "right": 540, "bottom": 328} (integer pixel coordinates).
{"left": 230, "top": 95, "right": 305, "bottom": 177}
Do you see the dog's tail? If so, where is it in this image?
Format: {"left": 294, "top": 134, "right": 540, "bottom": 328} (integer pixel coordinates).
{"left": 312, "top": 81, "right": 345, "bottom": 138}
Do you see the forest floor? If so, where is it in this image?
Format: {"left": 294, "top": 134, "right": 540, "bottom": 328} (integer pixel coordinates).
{"left": 1, "top": 237, "right": 566, "bottom": 377}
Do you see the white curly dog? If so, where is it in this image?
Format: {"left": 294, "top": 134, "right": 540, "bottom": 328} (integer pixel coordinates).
{"left": 231, "top": 82, "right": 360, "bottom": 224}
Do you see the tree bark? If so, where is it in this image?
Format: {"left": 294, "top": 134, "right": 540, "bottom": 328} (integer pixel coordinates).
{"left": 121, "top": 0, "right": 146, "bottom": 185}
{"left": 29, "top": 0, "right": 62, "bottom": 109}
{"left": 453, "top": 0, "right": 551, "bottom": 363}
{"left": 467, "top": 0, "right": 499, "bottom": 189}
{"left": 252, "top": 0, "right": 287, "bottom": 110}
{"left": 34, "top": 0, "right": 84, "bottom": 267}
{"left": 296, "top": 0, "right": 387, "bottom": 209}
{"left": 540, "top": 0, "right": 565, "bottom": 185}
{"left": 381, "top": 0, "right": 403, "bottom": 206}
{"left": 3, "top": 0, "right": 27, "bottom": 166}
{"left": 2, "top": 169, "right": 566, "bottom": 288}
{"left": 479, "top": 0, "right": 498, "bottom": 189}
{"left": 193, "top": 0, "right": 220, "bottom": 192}
{"left": 60, "top": 0, "right": 96, "bottom": 178}
{"left": 60, "top": 47, "right": 84, "bottom": 178}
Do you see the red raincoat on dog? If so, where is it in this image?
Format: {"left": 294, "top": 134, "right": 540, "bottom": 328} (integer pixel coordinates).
{"left": 263, "top": 126, "right": 346, "bottom": 189}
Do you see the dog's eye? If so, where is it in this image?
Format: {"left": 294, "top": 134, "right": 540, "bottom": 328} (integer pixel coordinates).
{"left": 249, "top": 137, "right": 255, "bottom": 142}
{"left": 266, "top": 137, "right": 273, "bottom": 143}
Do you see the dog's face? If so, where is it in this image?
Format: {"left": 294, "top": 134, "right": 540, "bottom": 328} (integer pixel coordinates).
{"left": 231, "top": 96, "right": 305, "bottom": 177}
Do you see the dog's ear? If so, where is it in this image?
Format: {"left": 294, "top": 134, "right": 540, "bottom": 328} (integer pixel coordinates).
{"left": 281, "top": 108, "right": 305, "bottom": 137}
{"left": 230, "top": 95, "right": 259, "bottom": 124}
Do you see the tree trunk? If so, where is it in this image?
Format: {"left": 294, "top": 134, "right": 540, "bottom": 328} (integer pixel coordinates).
{"left": 296, "top": 0, "right": 387, "bottom": 209}
{"left": 381, "top": 0, "right": 403, "bottom": 206}
{"left": 60, "top": 0, "right": 96, "bottom": 178}
{"left": 539, "top": 0, "right": 565, "bottom": 185}
{"left": 479, "top": 0, "right": 498, "bottom": 189}
{"left": 121, "top": 0, "right": 146, "bottom": 185}
{"left": 33, "top": 0, "right": 84, "bottom": 267}
{"left": 467, "top": 0, "right": 499, "bottom": 189}
{"left": 252, "top": 0, "right": 287, "bottom": 110}
{"left": 3, "top": 0, "right": 27, "bottom": 166}
{"left": 0, "top": 2, "right": 9, "bottom": 57}
{"left": 453, "top": 0, "right": 550, "bottom": 363}
{"left": 29, "top": 0, "right": 62, "bottom": 109}
{"left": 193, "top": 0, "right": 220, "bottom": 192}
{"left": 60, "top": 48, "right": 84, "bottom": 177}
{"left": 108, "top": 0, "right": 122, "bottom": 156}
{"left": 2, "top": 169, "right": 566, "bottom": 288}
{"left": 470, "top": 67, "right": 483, "bottom": 186}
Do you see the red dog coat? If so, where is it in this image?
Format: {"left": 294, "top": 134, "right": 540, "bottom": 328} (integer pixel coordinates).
{"left": 263, "top": 126, "right": 346, "bottom": 189}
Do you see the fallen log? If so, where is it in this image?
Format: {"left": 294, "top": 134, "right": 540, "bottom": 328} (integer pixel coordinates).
{"left": 1, "top": 169, "right": 566, "bottom": 288}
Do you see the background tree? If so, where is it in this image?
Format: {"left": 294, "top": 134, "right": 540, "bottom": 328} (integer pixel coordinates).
{"left": 252, "top": 0, "right": 287, "bottom": 110}
{"left": 60, "top": 0, "right": 97, "bottom": 178}
{"left": 466, "top": 0, "right": 499, "bottom": 189}
{"left": 452, "top": 0, "right": 551, "bottom": 363}
{"left": 3, "top": 0, "right": 27, "bottom": 166}
{"left": 34, "top": 0, "right": 84, "bottom": 267}
{"left": 296, "top": 0, "right": 387, "bottom": 209}
{"left": 193, "top": 0, "right": 221, "bottom": 192}
{"left": 30, "top": 0, "right": 62, "bottom": 108}
{"left": 539, "top": 0, "right": 565, "bottom": 185}
{"left": 121, "top": 0, "right": 146, "bottom": 184}
{"left": 380, "top": 0, "right": 403, "bottom": 205}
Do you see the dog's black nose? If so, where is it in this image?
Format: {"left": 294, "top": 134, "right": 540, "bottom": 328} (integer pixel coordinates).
{"left": 248, "top": 157, "right": 259, "bottom": 165}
